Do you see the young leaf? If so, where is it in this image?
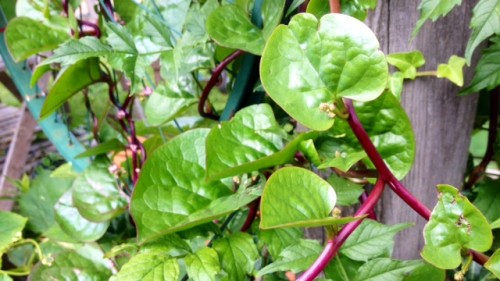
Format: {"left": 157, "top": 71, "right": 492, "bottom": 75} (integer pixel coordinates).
{"left": 318, "top": 150, "right": 367, "bottom": 171}
{"left": 465, "top": 0, "right": 500, "bottom": 61}
{"left": 260, "top": 13, "right": 388, "bottom": 131}
{"left": 0, "top": 212, "right": 27, "bottom": 254}
{"left": 257, "top": 239, "right": 323, "bottom": 276}
{"left": 461, "top": 36, "right": 500, "bottom": 95}
{"left": 41, "top": 57, "right": 103, "bottom": 118}
{"left": 306, "top": 0, "right": 329, "bottom": 19}
{"left": 355, "top": 258, "right": 421, "bottom": 281}
{"left": 76, "top": 139, "right": 126, "bottom": 159}
{"left": 491, "top": 217, "right": 500, "bottom": 229}
{"left": 72, "top": 160, "right": 128, "bottom": 222}
{"left": 260, "top": 167, "right": 339, "bottom": 229}
{"left": 212, "top": 232, "right": 259, "bottom": 280}
{"left": 472, "top": 178, "right": 500, "bottom": 222}
{"left": 131, "top": 129, "right": 232, "bottom": 243}
{"left": 206, "top": 104, "right": 285, "bottom": 180}
{"left": 387, "top": 71, "right": 404, "bottom": 100}
{"left": 145, "top": 83, "right": 198, "bottom": 126}
{"left": 206, "top": 5, "right": 266, "bottom": 55}
{"left": 41, "top": 37, "right": 113, "bottom": 66}
{"left": 386, "top": 51, "right": 425, "bottom": 79}
{"left": 341, "top": 219, "right": 413, "bottom": 261}
{"left": 485, "top": 248, "right": 500, "bottom": 279}
{"left": 112, "top": 253, "right": 179, "bottom": 281}
{"left": 258, "top": 228, "right": 304, "bottom": 259}
{"left": 413, "top": 0, "right": 462, "bottom": 38}
{"left": 54, "top": 190, "right": 110, "bottom": 242}
{"left": 436, "top": 55, "right": 467, "bottom": 86}
{"left": 421, "top": 184, "right": 493, "bottom": 269}
{"left": 327, "top": 174, "right": 365, "bottom": 206}
{"left": 5, "top": 17, "right": 69, "bottom": 62}
{"left": 18, "top": 170, "right": 73, "bottom": 234}
{"left": 185, "top": 247, "right": 221, "bottom": 281}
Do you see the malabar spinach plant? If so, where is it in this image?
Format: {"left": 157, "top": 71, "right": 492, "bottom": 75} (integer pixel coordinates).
{"left": 1, "top": 0, "right": 500, "bottom": 280}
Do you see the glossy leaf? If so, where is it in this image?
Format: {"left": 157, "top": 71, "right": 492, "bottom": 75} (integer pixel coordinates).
{"left": 260, "top": 13, "right": 388, "bottom": 131}
{"left": 5, "top": 17, "right": 69, "bottom": 62}
{"left": 491, "top": 218, "right": 500, "bottom": 229}
{"left": 356, "top": 258, "right": 421, "bottom": 281}
{"left": 145, "top": 84, "right": 198, "bottom": 127}
{"left": 131, "top": 129, "right": 231, "bottom": 243}
{"left": 41, "top": 58, "right": 103, "bottom": 118}
{"left": 472, "top": 178, "right": 500, "bottom": 222}
{"left": 206, "top": 5, "right": 266, "bottom": 55}
{"left": 76, "top": 139, "right": 126, "bottom": 159}
{"left": 261, "top": 167, "right": 339, "bottom": 229}
{"left": 139, "top": 234, "right": 191, "bottom": 257}
{"left": 465, "top": 0, "right": 500, "bottom": 61}
{"left": 403, "top": 262, "right": 446, "bottom": 281}
{"left": 386, "top": 51, "right": 425, "bottom": 79}
{"left": 0, "top": 212, "right": 26, "bottom": 254}
{"left": 319, "top": 92, "right": 416, "bottom": 180}
{"left": 18, "top": 170, "right": 73, "bottom": 234}
{"left": 341, "top": 219, "right": 412, "bottom": 262}
{"left": 261, "top": 0, "right": 286, "bottom": 39}
{"left": 258, "top": 228, "right": 303, "bottom": 259}
{"left": 212, "top": 232, "right": 259, "bottom": 281}
{"left": 206, "top": 104, "right": 285, "bottom": 180}
{"left": 413, "top": 0, "right": 461, "bottom": 37}
{"left": 54, "top": 190, "right": 110, "bottom": 242}
{"left": 258, "top": 239, "right": 323, "bottom": 276}
{"left": 387, "top": 71, "right": 404, "bottom": 100}
{"left": 159, "top": 43, "right": 214, "bottom": 83}
{"left": 185, "top": 247, "right": 221, "bottom": 281}
{"left": 327, "top": 174, "right": 365, "bottom": 206}
{"left": 72, "top": 161, "right": 128, "bottom": 222}
{"left": 318, "top": 150, "right": 367, "bottom": 171}
{"left": 436, "top": 55, "right": 466, "bottom": 86}
{"left": 30, "top": 244, "right": 113, "bottom": 281}
{"left": 485, "top": 248, "right": 500, "bottom": 279}
{"left": 461, "top": 36, "right": 500, "bottom": 94}
{"left": 340, "top": 0, "right": 378, "bottom": 21}
{"left": 112, "top": 253, "right": 179, "bottom": 281}
{"left": 422, "top": 184, "right": 493, "bottom": 269}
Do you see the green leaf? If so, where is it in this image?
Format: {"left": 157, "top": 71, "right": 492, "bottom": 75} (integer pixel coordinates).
{"left": 76, "top": 139, "right": 126, "bottom": 158}
{"left": 413, "top": 0, "right": 462, "bottom": 38}
{"left": 54, "top": 190, "right": 110, "bottom": 242}
{"left": 145, "top": 83, "right": 198, "bottom": 126}
{"left": 491, "top": 217, "right": 500, "bottom": 229}
{"left": 355, "top": 258, "right": 421, "bottom": 281}
{"left": 18, "top": 170, "right": 73, "bottom": 233}
{"left": 386, "top": 51, "right": 425, "bottom": 79}
{"left": 387, "top": 71, "right": 404, "bottom": 100}
{"left": 485, "top": 248, "right": 500, "bottom": 279}
{"left": 212, "top": 232, "right": 259, "bottom": 281}
{"left": 258, "top": 239, "right": 323, "bottom": 276}
{"left": 261, "top": 0, "right": 286, "bottom": 39}
{"left": 298, "top": 139, "right": 322, "bottom": 166}
{"left": 112, "top": 253, "right": 179, "bottom": 281}
{"left": 41, "top": 58, "right": 103, "bottom": 118}
{"left": 258, "top": 228, "right": 303, "bottom": 259}
{"left": 318, "top": 150, "right": 367, "bottom": 171}
{"left": 324, "top": 254, "right": 363, "bottom": 281}
{"left": 42, "top": 37, "right": 112, "bottom": 66}
{"left": 72, "top": 160, "right": 128, "bottom": 222}
{"left": 306, "top": 0, "right": 329, "bottom": 19}
{"left": 131, "top": 129, "right": 232, "bottom": 243}
{"left": 403, "top": 262, "right": 446, "bottom": 281}
{"left": 0, "top": 273, "right": 13, "bottom": 281}
{"left": 465, "top": 0, "right": 500, "bottom": 61}
{"left": 319, "top": 92, "right": 416, "bottom": 180}
{"left": 260, "top": 13, "right": 388, "bottom": 131}
{"left": 159, "top": 43, "right": 214, "bottom": 84}
{"left": 472, "top": 178, "right": 500, "bottom": 222}
{"left": 422, "top": 184, "right": 493, "bottom": 269}
{"left": 261, "top": 167, "right": 339, "bottom": 229}
{"left": 436, "top": 55, "right": 467, "bottom": 86}
{"left": 5, "top": 17, "right": 69, "bottom": 61}
{"left": 139, "top": 234, "right": 191, "bottom": 257}
{"left": 341, "top": 219, "right": 413, "bottom": 262}
{"left": 206, "top": 4, "right": 266, "bottom": 55}
{"left": 327, "top": 174, "right": 365, "bottom": 206}
{"left": 0, "top": 212, "right": 26, "bottom": 254}
{"left": 30, "top": 244, "right": 113, "bottom": 281}
{"left": 340, "top": 0, "right": 378, "bottom": 21}
{"left": 206, "top": 104, "right": 285, "bottom": 180}
{"left": 185, "top": 247, "right": 221, "bottom": 281}
{"left": 461, "top": 36, "right": 500, "bottom": 94}
{"left": 30, "top": 63, "right": 52, "bottom": 88}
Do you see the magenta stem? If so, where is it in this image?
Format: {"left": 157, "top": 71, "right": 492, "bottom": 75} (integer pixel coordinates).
{"left": 298, "top": 178, "right": 385, "bottom": 281}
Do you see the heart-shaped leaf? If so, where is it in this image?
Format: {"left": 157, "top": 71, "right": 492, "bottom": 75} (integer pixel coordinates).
{"left": 212, "top": 232, "right": 259, "bottom": 281}
{"left": 437, "top": 55, "right": 466, "bottom": 86}
{"left": 386, "top": 51, "right": 425, "bottom": 79}
{"left": 145, "top": 83, "right": 198, "bottom": 126}
{"left": 131, "top": 129, "right": 232, "bottom": 243}
{"left": 261, "top": 13, "right": 388, "bottom": 131}
{"left": 185, "top": 247, "right": 221, "bottom": 281}
{"left": 0, "top": 212, "right": 27, "bottom": 254}
{"left": 421, "top": 184, "right": 493, "bottom": 269}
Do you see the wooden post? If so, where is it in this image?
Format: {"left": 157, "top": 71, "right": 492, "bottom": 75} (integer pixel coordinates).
{"left": 367, "top": 1, "right": 479, "bottom": 259}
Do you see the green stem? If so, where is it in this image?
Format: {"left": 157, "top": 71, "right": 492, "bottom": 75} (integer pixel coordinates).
{"left": 415, "top": 70, "right": 437, "bottom": 77}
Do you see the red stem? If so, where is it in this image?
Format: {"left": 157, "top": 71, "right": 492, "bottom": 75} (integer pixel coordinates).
{"left": 329, "top": 0, "right": 341, "bottom": 13}
{"left": 198, "top": 50, "right": 245, "bottom": 120}
{"left": 360, "top": 192, "right": 377, "bottom": 220}
{"left": 240, "top": 199, "right": 260, "bottom": 232}
{"left": 298, "top": 178, "right": 385, "bottom": 281}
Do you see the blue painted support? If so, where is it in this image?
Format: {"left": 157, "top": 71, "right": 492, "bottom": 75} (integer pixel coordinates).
{"left": 0, "top": 9, "right": 90, "bottom": 172}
